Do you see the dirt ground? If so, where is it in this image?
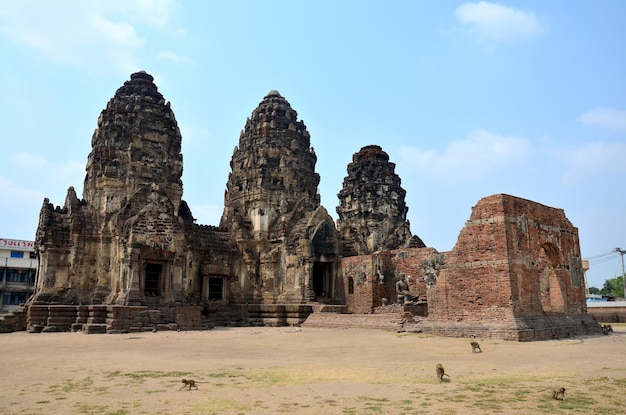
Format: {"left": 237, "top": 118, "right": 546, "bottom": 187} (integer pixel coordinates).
{"left": 0, "top": 324, "right": 624, "bottom": 415}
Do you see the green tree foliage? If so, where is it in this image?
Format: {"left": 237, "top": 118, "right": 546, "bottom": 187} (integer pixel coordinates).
{"left": 599, "top": 275, "right": 625, "bottom": 298}
{"left": 588, "top": 286, "right": 600, "bottom": 295}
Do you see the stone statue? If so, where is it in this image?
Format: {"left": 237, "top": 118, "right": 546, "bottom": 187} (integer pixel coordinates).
{"left": 423, "top": 254, "right": 445, "bottom": 287}
{"left": 376, "top": 256, "right": 384, "bottom": 284}
{"left": 395, "top": 272, "right": 412, "bottom": 305}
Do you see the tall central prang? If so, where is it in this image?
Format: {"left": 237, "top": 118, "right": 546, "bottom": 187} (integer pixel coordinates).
{"left": 220, "top": 90, "right": 320, "bottom": 236}
{"left": 221, "top": 91, "right": 339, "bottom": 303}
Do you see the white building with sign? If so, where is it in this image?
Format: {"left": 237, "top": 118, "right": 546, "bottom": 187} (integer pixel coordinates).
{"left": 0, "top": 238, "right": 37, "bottom": 313}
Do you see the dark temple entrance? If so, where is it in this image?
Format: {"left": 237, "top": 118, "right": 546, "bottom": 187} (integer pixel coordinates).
{"left": 208, "top": 277, "right": 224, "bottom": 301}
{"left": 313, "top": 262, "right": 333, "bottom": 298}
{"left": 145, "top": 263, "right": 162, "bottom": 296}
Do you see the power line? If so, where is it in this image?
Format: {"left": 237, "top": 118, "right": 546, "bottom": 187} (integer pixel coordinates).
{"left": 586, "top": 251, "right": 619, "bottom": 261}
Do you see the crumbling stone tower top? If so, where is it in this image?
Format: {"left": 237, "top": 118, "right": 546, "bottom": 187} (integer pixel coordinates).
{"left": 220, "top": 90, "right": 320, "bottom": 237}
{"left": 83, "top": 71, "right": 184, "bottom": 217}
{"left": 337, "top": 145, "right": 424, "bottom": 255}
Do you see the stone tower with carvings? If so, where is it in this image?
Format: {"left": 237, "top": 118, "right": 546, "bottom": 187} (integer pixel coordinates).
{"left": 221, "top": 90, "right": 340, "bottom": 303}
{"left": 336, "top": 145, "right": 425, "bottom": 256}
{"left": 33, "top": 72, "right": 202, "bottom": 307}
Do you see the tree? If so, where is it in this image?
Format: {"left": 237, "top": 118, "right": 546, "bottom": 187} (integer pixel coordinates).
{"left": 588, "top": 286, "right": 600, "bottom": 295}
{"left": 599, "top": 275, "right": 625, "bottom": 298}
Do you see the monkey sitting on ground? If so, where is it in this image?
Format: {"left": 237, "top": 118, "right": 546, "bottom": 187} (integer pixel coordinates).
{"left": 179, "top": 378, "right": 199, "bottom": 390}
{"left": 470, "top": 341, "right": 482, "bottom": 353}
{"left": 602, "top": 324, "right": 613, "bottom": 335}
{"left": 552, "top": 387, "right": 566, "bottom": 400}
{"left": 539, "top": 386, "right": 566, "bottom": 400}
{"left": 436, "top": 363, "right": 450, "bottom": 382}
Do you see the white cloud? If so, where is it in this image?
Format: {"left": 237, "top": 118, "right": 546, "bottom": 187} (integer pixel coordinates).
{"left": 11, "top": 153, "right": 49, "bottom": 169}
{"left": 0, "top": 176, "right": 45, "bottom": 203}
{"left": 559, "top": 141, "right": 626, "bottom": 185}
{"left": 89, "top": 15, "right": 145, "bottom": 48}
{"left": 397, "top": 129, "right": 531, "bottom": 181}
{"left": 158, "top": 49, "right": 193, "bottom": 64}
{"left": 455, "top": 2, "right": 543, "bottom": 43}
{"left": 579, "top": 107, "right": 626, "bottom": 132}
{"left": 10, "top": 152, "right": 85, "bottom": 197}
{"left": 0, "top": 0, "right": 180, "bottom": 73}
{"left": 117, "top": 0, "right": 179, "bottom": 29}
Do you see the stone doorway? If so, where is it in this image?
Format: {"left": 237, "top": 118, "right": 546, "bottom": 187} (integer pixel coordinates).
{"left": 313, "top": 262, "right": 333, "bottom": 299}
{"left": 145, "top": 263, "right": 162, "bottom": 297}
{"left": 208, "top": 277, "right": 224, "bottom": 301}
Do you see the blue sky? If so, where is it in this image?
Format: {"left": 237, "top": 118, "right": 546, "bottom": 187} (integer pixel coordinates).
{"left": 1, "top": 1, "right": 624, "bottom": 289}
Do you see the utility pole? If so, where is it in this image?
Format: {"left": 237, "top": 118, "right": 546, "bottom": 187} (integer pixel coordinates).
{"left": 615, "top": 248, "right": 626, "bottom": 299}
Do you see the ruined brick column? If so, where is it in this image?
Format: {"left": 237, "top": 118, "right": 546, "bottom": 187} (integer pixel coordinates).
{"left": 423, "top": 194, "right": 601, "bottom": 340}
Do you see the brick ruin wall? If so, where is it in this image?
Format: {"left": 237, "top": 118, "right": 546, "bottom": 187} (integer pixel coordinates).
{"left": 421, "top": 194, "right": 600, "bottom": 340}
{"left": 340, "top": 247, "right": 438, "bottom": 315}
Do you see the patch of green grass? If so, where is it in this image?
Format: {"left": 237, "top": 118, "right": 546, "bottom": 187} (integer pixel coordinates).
{"left": 46, "top": 377, "right": 94, "bottom": 395}
{"left": 103, "top": 370, "right": 190, "bottom": 387}
{"left": 73, "top": 403, "right": 110, "bottom": 414}
{"left": 472, "top": 398, "right": 503, "bottom": 412}
{"left": 187, "top": 398, "right": 251, "bottom": 414}
{"left": 144, "top": 389, "right": 166, "bottom": 394}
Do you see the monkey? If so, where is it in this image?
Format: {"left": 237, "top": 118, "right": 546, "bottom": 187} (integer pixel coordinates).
{"left": 436, "top": 363, "right": 450, "bottom": 382}
{"left": 470, "top": 341, "right": 482, "bottom": 353}
{"left": 179, "top": 378, "right": 198, "bottom": 390}
{"left": 538, "top": 386, "right": 566, "bottom": 400}
{"left": 552, "top": 387, "right": 566, "bottom": 400}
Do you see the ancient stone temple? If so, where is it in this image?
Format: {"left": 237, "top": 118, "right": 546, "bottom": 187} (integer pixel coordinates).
{"left": 337, "top": 145, "right": 425, "bottom": 256}
{"left": 220, "top": 90, "right": 340, "bottom": 304}
{"left": 30, "top": 72, "right": 238, "bottom": 332}
{"left": 20, "top": 71, "right": 598, "bottom": 340}
{"left": 34, "top": 71, "right": 195, "bottom": 307}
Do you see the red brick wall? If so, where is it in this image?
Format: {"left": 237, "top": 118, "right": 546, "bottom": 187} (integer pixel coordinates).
{"left": 341, "top": 256, "right": 375, "bottom": 313}
{"left": 427, "top": 194, "right": 587, "bottom": 324}
{"left": 341, "top": 247, "right": 439, "bottom": 313}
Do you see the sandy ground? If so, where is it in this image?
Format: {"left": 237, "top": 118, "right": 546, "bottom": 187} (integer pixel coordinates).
{"left": 0, "top": 325, "right": 625, "bottom": 415}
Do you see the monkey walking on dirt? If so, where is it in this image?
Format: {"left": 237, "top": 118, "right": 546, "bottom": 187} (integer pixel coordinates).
{"left": 470, "top": 341, "right": 482, "bottom": 353}
{"left": 436, "top": 363, "right": 450, "bottom": 382}
{"left": 179, "top": 378, "right": 199, "bottom": 390}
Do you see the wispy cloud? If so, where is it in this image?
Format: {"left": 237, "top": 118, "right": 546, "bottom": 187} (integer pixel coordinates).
{"left": 0, "top": 0, "right": 181, "bottom": 73}
{"left": 455, "top": 2, "right": 543, "bottom": 43}
{"left": 397, "top": 129, "right": 531, "bottom": 181}
{"left": 558, "top": 141, "right": 626, "bottom": 185}
{"left": 579, "top": 107, "right": 626, "bottom": 132}
{"left": 10, "top": 152, "right": 85, "bottom": 200}
{"left": 158, "top": 49, "right": 193, "bottom": 64}
{"left": 0, "top": 176, "right": 45, "bottom": 203}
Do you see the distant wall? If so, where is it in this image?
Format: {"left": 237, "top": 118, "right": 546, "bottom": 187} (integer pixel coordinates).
{"left": 587, "top": 302, "right": 626, "bottom": 323}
